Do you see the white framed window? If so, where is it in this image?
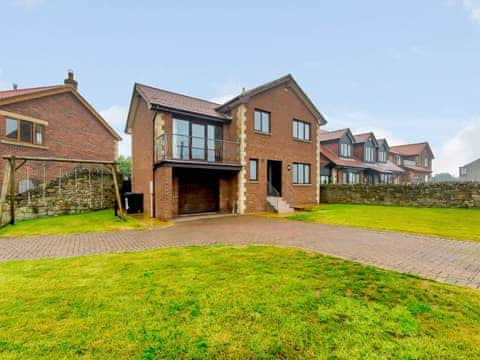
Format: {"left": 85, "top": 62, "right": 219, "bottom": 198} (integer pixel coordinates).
{"left": 292, "top": 163, "right": 310, "bottom": 184}
{"left": 292, "top": 120, "right": 311, "bottom": 141}
{"left": 460, "top": 167, "right": 468, "bottom": 176}
{"left": 249, "top": 159, "right": 258, "bottom": 181}
{"left": 378, "top": 151, "right": 387, "bottom": 162}
{"left": 340, "top": 142, "right": 352, "bottom": 158}
{"left": 254, "top": 110, "right": 270, "bottom": 134}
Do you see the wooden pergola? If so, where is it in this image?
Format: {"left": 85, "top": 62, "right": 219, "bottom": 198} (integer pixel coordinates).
{"left": 0, "top": 155, "right": 124, "bottom": 225}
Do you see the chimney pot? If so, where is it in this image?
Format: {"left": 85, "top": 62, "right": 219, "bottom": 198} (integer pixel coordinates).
{"left": 64, "top": 70, "right": 78, "bottom": 90}
{"left": 12, "top": 83, "right": 18, "bottom": 90}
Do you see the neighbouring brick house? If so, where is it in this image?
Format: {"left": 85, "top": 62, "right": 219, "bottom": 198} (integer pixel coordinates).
{"left": 0, "top": 71, "right": 121, "bottom": 187}
{"left": 320, "top": 128, "right": 404, "bottom": 184}
{"left": 390, "top": 142, "right": 434, "bottom": 183}
{"left": 459, "top": 158, "right": 480, "bottom": 182}
{"left": 125, "top": 74, "right": 326, "bottom": 220}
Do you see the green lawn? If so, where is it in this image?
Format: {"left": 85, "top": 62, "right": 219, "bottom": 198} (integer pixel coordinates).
{"left": 0, "top": 246, "right": 479, "bottom": 359}
{"left": 0, "top": 210, "right": 144, "bottom": 237}
{"left": 287, "top": 204, "right": 480, "bottom": 242}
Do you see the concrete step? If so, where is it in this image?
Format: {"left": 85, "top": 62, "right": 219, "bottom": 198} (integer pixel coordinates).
{"left": 266, "top": 196, "right": 294, "bottom": 214}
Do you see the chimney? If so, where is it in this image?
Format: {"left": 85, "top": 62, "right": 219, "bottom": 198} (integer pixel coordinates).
{"left": 12, "top": 83, "right": 18, "bottom": 90}
{"left": 64, "top": 70, "right": 78, "bottom": 90}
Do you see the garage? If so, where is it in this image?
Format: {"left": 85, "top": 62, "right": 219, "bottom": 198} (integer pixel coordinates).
{"left": 177, "top": 170, "right": 219, "bottom": 215}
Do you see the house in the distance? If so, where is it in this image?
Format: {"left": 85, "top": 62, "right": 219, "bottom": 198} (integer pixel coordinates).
{"left": 459, "top": 158, "right": 480, "bottom": 182}
{"left": 320, "top": 128, "right": 404, "bottom": 184}
{"left": 0, "top": 71, "right": 121, "bottom": 186}
{"left": 125, "top": 74, "right": 326, "bottom": 220}
{"left": 390, "top": 142, "right": 434, "bottom": 183}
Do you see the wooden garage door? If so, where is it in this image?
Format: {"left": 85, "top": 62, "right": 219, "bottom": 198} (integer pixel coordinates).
{"left": 178, "top": 174, "right": 219, "bottom": 214}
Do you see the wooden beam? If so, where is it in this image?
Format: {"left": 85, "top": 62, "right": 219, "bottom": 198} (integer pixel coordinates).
{"left": 111, "top": 165, "right": 125, "bottom": 220}
{"left": 0, "top": 163, "right": 11, "bottom": 224}
{"left": 2, "top": 155, "right": 116, "bottom": 165}
{"left": 9, "top": 156, "right": 16, "bottom": 225}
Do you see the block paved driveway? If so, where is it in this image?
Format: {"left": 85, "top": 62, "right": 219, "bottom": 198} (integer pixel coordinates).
{"left": 1, "top": 215, "right": 479, "bottom": 289}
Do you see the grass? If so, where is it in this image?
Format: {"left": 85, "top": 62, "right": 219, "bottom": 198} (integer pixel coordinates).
{"left": 0, "top": 246, "right": 479, "bottom": 359}
{"left": 287, "top": 204, "right": 480, "bottom": 242}
{"left": 0, "top": 210, "right": 151, "bottom": 237}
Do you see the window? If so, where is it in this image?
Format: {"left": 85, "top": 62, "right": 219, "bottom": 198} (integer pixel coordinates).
{"left": 172, "top": 118, "right": 222, "bottom": 161}
{"left": 396, "top": 155, "right": 402, "bottom": 165}
{"left": 4, "top": 118, "right": 45, "bottom": 145}
{"left": 340, "top": 142, "right": 352, "bottom": 158}
{"left": 365, "top": 145, "right": 375, "bottom": 162}
{"left": 6, "top": 118, "right": 18, "bottom": 139}
{"left": 292, "top": 163, "right": 310, "bottom": 184}
{"left": 378, "top": 150, "right": 387, "bottom": 162}
{"left": 292, "top": 120, "right": 311, "bottom": 141}
{"left": 254, "top": 110, "right": 270, "bottom": 134}
{"left": 249, "top": 159, "right": 258, "bottom": 181}
{"left": 342, "top": 171, "right": 360, "bottom": 184}
{"left": 460, "top": 167, "right": 468, "bottom": 176}
{"left": 424, "top": 157, "right": 428, "bottom": 167}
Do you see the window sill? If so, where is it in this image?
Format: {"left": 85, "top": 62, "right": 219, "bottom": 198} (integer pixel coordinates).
{"left": 249, "top": 180, "right": 259, "bottom": 184}
{"left": 0, "top": 139, "right": 48, "bottom": 150}
{"left": 293, "top": 138, "right": 312, "bottom": 143}
{"left": 293, "top": 183, "right": 312, "bottom": 187}
{"left": 254, "top": 131, "right": 271, "bottom": 136}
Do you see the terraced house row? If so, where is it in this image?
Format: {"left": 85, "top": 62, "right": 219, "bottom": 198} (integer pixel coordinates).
{"left": 320, "top": 128, "right": 434, "bottom": 185}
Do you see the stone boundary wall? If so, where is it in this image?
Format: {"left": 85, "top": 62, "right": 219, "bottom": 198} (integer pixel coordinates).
{"left": 320, "top": 183, "right": 480, "bottom": 208}
{"left": 1, "top": 168, "right": 116, "bottom": 222}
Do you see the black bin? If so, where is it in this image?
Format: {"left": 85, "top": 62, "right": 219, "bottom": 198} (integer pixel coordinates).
{"left": 122, "top": 192, "right": 144, "bottom": 214}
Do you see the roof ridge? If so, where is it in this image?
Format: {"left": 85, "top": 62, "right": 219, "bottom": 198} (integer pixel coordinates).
{"left": 136, "top": 83, "right": 223, "bottom": 106}
{"left": 0, "top": 84, "right": 64, "bottom": 94}
{"left": 390, "top": 142, "right": 428, "bottom": 148}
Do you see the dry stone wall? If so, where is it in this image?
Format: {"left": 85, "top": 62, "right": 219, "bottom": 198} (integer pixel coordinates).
{"left": 320, "top": 183, "right": 480, "bottom": 208}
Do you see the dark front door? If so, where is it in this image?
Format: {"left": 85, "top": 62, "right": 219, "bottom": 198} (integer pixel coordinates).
{"left": 178, "top": 172, "right": 219, "bottom": 214}
{"left": 267, "top": 160, "right": 282, "bottom": 196}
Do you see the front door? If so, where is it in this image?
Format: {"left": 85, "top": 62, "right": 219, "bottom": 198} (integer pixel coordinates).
{"left": 267, "top": 160, "right": 282, "bottom": 196}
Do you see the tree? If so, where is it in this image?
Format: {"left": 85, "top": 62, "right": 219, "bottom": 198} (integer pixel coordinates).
{"left": 117, "top": 155, "right": 132, "bottom": 178}
{"left": 432, "top": 172, "right": 458, "bottom": 183}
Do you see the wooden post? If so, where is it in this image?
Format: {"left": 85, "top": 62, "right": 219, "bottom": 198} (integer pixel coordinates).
{"left": 0, "top": 162, "right": 11, "bottom": 224}
{"left": 111, "top": 164, "right": 124, "bottom": 219}
{"left": 9, "top": 156, "right": 16, "bottom": 225}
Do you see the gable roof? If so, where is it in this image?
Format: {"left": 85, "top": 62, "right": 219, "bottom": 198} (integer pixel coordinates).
{"left": 0, "top": 85, "right": 64, "bottom": 100}
{"left": 321, "top": 145, "right": 366, "bottom": 169}
{"left": 0, "top": 84, "right": 121, "bottom": 141}
{"left": 135, "top": 83, "right": 229, "bottom": 120}
{"left": 319, "top": 128, "right": 354, "bottom": 142}
{"left": 390, "top": 142, "right": 434, "bottom": 159}
{"left": 461, "top": 158, "right": 480, "bottom": 168}
{"left": 354, "top": 132, "right": 377, "bottom": 145}
{"left": 377, "top": 138, "right": 390, "bottom": 150}
{"left": 215, "top": 74, "right": 327, "bottom": 125}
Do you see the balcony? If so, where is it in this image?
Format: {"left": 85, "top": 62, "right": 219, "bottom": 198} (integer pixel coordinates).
{"left": 155, "top": 133, "right": 241, "bottom": 169}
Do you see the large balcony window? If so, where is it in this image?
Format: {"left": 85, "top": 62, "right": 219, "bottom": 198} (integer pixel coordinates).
{"left": 156, "top": 118, "right": 239, "bottom": 164}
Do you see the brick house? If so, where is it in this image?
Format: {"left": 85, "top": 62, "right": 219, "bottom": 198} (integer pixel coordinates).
{"left": 125, "top": 74, "right": 326, "bottom": 219}
{"left": 390, "top": 142, "right": 434, "bottom": 183}
{"left": 320, "top": 128, "right": 404, "bottom": 184}
{"left": 0, "top": 72, "right": 121, "bottom": 186}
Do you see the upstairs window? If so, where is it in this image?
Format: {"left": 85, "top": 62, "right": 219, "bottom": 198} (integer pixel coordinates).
{"left": 292, "top": 120, "right": 311, "bottom": 141}
{"left": 340, "top": 142, "right": 352, "bottom": 158}
{"left": 378, "top": 150, "right": 388, "bottom": 162}
{"left": 365, "top": 146, "right": 375, "bottom": 162}
{"left": 396, "top": 155, "right": 402, "bottom": 165}
{"left": 254, "top": 110, "right": 270, "bottom": 134}
{"left": 460, "top": 167, "right": 467, "bottom": 176}
{"left": 5, "top": 118, "right": 45, "bottom": 146}
{"left": 424, "top": 157, "right": 428, "bottom": 167}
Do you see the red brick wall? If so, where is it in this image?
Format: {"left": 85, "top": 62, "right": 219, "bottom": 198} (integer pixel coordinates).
{"left": 234, "top": 84, "right": 319, "bottom": 212}
{"left": 0, "top": 92, "right": 117, "bottom": 186}
{"left": 131, "top": 97, "right": 155, "bottom": 216}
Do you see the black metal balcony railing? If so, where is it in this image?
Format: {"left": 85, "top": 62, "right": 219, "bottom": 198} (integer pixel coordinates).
{"left": 155, "top": 133, "right": 240, "bottom": 164}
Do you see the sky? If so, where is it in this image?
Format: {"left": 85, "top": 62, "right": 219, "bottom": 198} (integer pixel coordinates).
{"left": 1, "top": 0, "right": 479, "bottom": 175}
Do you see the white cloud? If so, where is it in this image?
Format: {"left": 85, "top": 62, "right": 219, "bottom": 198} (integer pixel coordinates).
{"left": 458, "top": 0, "right": 480, "bottom": 23}
{"left": 13, "top": 0, "right": 45, "bottom": 10}
{"left": 434, "top": 116, "right": 480, "bottom": 175}
{"left": 100, "top": 105, "right": 130, "bottom": 157}
{"left": 209, "top": 79, "right": 243, "bottom": 104}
